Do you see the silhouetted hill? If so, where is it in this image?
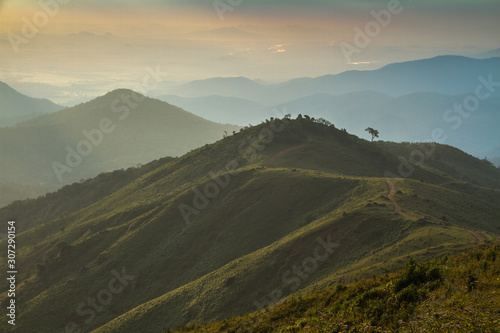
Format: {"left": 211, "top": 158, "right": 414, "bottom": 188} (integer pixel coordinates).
{"left": 0, "top": 89, "right": 239, "bottom": 185}
{"left": 0, "top": 81, "right": 63, "bottom": 127}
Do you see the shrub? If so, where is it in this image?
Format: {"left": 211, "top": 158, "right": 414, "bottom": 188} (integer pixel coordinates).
{"left": 397, "top": 284, "right": 419, "bottom": 303}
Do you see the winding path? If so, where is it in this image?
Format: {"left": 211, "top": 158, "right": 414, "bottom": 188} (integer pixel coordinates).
{"left": 385, "top": 180, "right": 418, "bottom": 221}
{"left": 467, "top": 230, "right": 488, "bottom": 243}
{"left": 385, "top": 180, "right": 487, "bottom": 243}
{"left": 267, "top": 141, "right": 488, "bottom": 245}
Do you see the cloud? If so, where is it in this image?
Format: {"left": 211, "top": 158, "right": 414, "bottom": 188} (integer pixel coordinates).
{"left": 269, "top": 44, "right": 287, "bottom": 53}
{"left": 348, "top": 61, "right": 374, "bottom": 65}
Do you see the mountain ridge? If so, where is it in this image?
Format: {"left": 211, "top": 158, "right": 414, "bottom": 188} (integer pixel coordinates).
{"left": 170, "top": 56, "right": 500, "bottom": 105}
{"left": 1, "top": 118, "right": 498, "bottom": 332}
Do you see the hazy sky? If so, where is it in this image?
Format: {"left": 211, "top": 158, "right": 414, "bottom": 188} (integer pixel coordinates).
{"left": 0, "top": 0, "right": 499, "bottom": 104}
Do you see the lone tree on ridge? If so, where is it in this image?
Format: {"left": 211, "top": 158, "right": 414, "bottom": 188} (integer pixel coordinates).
{"left": 365, "top": 127, "right": 379, "bottom": 142}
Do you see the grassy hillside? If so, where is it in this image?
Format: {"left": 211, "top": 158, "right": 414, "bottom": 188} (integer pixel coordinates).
{"left": 378, "top": 141, "right": 500, "bottom": 189}
{"left": 0, "top": 118, "right": 498, "bottom": 333}
{"left": 173, "top": 243, "right": 500, "bottom": 332}
{"left": 0, "top": 89, "right": 239, "bottom": 186}
{"left": 0, "top": 156, "right": 174, "bottom": 232}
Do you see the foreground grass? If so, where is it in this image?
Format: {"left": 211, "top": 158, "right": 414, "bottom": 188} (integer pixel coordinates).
{"left": 173, "top": 243, "right": 500, "bottom": 332}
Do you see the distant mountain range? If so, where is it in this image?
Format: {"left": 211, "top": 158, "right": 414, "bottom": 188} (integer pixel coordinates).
{"left": 162, "top": 55, "right": 500, "bottom": 164}
{"left": 158, "top": 94, "right": 265, "bottom": 125}
{"left": 159, "top": 90, "right": 500, "bottom": 164}
{"left": 0, "top": 89, "right": 239, "bottom": 186}
{"left": 186, "top": 27, "right": 263, "bottom": 40}
{"left": 272, "top": 91, "right": 500, "bottom": 161}
{"left": 169, "top": 56, "right": 500, "bottom": 105}
{"left": 1, "top": 54, "right": 499, "bottom": 206}
{"left": 0, "top": 81, "right": 63, "bottom": 127}
{"left": 476, "top": 47, "right": 500, "bottom": 59}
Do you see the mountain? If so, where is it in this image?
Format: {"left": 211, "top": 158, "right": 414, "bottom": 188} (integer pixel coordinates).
{"left": 0, "top": 89, "right": 239, "bottom": 186}
{"left": 157, "top": 95, "right": 264, "bottom": 125}
{"left": 1, "top": 118, "right": 498, "bottom": 332}
{"left": 174, "top": 88, "right": 500, "bottom": 160}
{"left": 275, "top": 56, "right": 500, "bottom": 101}
{"left": 170, "top": 56, "right": 500, "bottom": 105}
{"left": 0, "top": 81, "right": 63, "bottom": 127}
{"left": 274, "top": 91, "right": 500, "bottom": 160}
{"left": 172, "top": 77, "right": 267, "bottom": 101}
{"left": 271, "top": 90, "right": 392, "bottom": 125}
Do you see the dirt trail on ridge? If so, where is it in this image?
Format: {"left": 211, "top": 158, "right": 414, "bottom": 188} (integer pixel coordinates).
{"left": 385, "top": 180, "right": 487, "bottom": 243}
{"left": 385, "top": 180, "right": 418, "bottom": 221}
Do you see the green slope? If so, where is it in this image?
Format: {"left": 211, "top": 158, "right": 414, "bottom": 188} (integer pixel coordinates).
{"left": 0, "top": 118, "right": 498, "bottom": 333}
{"left": 378, "top": 141, "right": 500, "bottom": 189}
{"left": 0, "top": 157, "right": 173, "bottom": 232}
{"left": 172, "top": 243, "right": 500, "bottom": 332}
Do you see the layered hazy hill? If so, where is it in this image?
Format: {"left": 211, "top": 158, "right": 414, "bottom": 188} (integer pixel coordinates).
{"left": 0, "top": 89, "right": 239, "bottom": 186}
{"left": 161, "top": 91, "right": 500, "bottom": 164}
{"left": 158, "top": 94, "right": 265, "bottom": 126}
{"left": 1, "top": 118, "right": 498, "bottom": 332}
{"left": 0, "top": 83, "right": 65, "bottom": 206}
{"left": 170, "top": 56, "right": 500, "bottom": 104}
{"left": 0, "top": 81, "right": 64, "bottom": 127}
{"left": 162, "top": 56, "right": 500, "bottom": 163}
{"left": 276, "top": 91, "right": 500, "bottom": 160}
